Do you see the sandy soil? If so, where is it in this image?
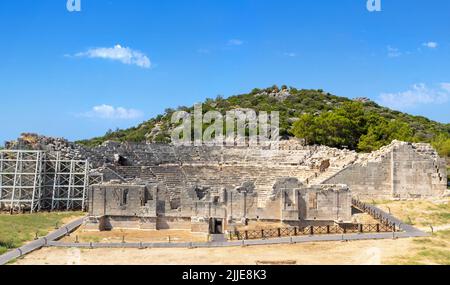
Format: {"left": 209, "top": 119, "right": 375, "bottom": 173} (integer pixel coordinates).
{"left": 14, "top": 238, "right": 414, "bottom": 265}
{"left": 11, "top": 199, "right": 449, "bottom": 265}
{"left": 61, "top": 228, "right": 208, "bottom": 243}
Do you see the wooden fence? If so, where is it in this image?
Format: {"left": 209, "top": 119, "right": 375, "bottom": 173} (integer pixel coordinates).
{"left": 229, "top": 223, "right": 395, "bottom": 241}
{"left": 229, "top": 199, "right": 399, "bottom": 241}
{"left": 351, "top": 199, "right": 398, "bottom": 229}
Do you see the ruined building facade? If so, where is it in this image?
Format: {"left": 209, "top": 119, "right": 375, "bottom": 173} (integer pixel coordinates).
{"left": 1, "top": 135, "right": 447, "bottom": 233}
{"left": 83, "top": 140, "right": 446, "bottom": 233}
{"left": 86, "top": 180, "right": 352, "bottom": 232}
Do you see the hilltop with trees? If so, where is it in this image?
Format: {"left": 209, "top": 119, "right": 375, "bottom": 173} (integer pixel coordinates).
{"left": 77, "top": 86, "right": 450, "bottom": 158}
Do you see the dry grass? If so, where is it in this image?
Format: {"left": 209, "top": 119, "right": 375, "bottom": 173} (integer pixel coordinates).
{"left": 369, "top": 198, "right": 450, "bottom": 265}
{"left": 371, "top": 198, "right": 450, "bottom": 229}
{"left": 387, "top": 230, "right": 450, "bottom": 265}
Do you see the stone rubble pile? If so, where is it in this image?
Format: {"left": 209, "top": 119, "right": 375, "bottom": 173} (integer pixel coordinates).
{"left": 5, "top": 133, "right": 87, "bottom": 160}
{"left": 356, "top": 140, "right": 441, "bottom": 165}
{"left": 255, "top": 88, "right": 291, "bottom": 100}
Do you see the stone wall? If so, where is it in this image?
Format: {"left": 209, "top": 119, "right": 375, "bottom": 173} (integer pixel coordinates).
{"left": 87, "top": 178, "right": 352, "bottom": 232}
{"left": 302, "top": 185, "right": 352, "bottom": 222}
{"left": 88, "top": 183, "right": 157, "bottom": 218}
{"left": 325, "top": 141, "right": 447, "bottom": 200}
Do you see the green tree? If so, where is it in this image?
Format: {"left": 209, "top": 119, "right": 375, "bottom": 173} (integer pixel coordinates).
{"left": 310, "top": 112, "right": 349, "bottom": 148}
{"left": 358, "top": 119, "right": 413, "bottom": 152}
{"left": 431, "top": 134, "right": 450, "bottom": 157}
{"left": 293, "top": 102, "right": 367, "bottom": 149}
{"left": 334, "top": 102, "right": 368, "bottom": 148}
{"left": 291, "top": 114, "right": 317, "bottom": 145}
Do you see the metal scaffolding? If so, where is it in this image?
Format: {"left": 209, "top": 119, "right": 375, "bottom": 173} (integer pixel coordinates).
{"left": 0, "top": 150, "right": 96, "bottom": 213}
{"left": 0, "top": 150, "right": 44, "bottom": 212}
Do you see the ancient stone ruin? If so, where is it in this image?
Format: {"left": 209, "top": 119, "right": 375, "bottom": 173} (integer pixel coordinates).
{"left": 0, "top": 134, "right": 447, "bottom": 234}
{"left": 82, "top": 139, "right": 446, "bottom": 233}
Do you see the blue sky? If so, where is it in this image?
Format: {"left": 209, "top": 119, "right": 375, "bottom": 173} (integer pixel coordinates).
{"left": 1, "top": 0, "right": 449, "bottom": 144}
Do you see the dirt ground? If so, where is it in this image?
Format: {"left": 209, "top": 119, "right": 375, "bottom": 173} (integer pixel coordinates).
{"left": 59, "top": 214, "right": 379, "bottom": 244}
{"left": 14, "top": 238, "right": 414, "bottom": 265}
{"left": 60, "top": 228, "right": 208, "bottom": 243}
{"left": 10, "top": 198, "right": 450, "bottom": 265}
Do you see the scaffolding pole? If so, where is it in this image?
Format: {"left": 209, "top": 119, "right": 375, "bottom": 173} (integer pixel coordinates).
{"left": 0, "top": 152, "right": 3, "bottom": 209}
{"left": 0, "top": 150, "right": 90, "bottom": 213}
{"left": 30, "top": 151, "right": 43, "bottom": 213}
{"left": 10, "top": 151, "right": 21, "bottom": 210}
{"left": 0, "top": 150, "right": 44, "bottom": 212}
{"left": 82, "top": 162, "right": 89, "bottom": 211}
{"left": 51, "top": 152, "right": 61, "bottom": 211}
{"left": 67, "top": 160, "right": 75, "bottom": 211}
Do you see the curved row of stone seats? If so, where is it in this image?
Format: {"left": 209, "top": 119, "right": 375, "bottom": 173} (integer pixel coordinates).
{"left": 105, "top": 162, "right": 339, "bottom": 208}
{"left": 149, "top": 165, "right": 186, "bottom": 188}
{"left": 85, "top": 141, "right": 359, "bottom": 167}
{"left": 108, "top": 166, "right": 157, "bottom": 181}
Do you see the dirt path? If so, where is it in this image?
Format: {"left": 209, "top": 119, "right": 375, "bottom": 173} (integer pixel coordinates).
{"left": 359, "top": 247, "right": 382, "bottom": 265}
{"left": 14, "top": 238, "right": 414, "bottom": 265}
{"left": 432, "top": 224, "right": 450, "bottom": 232}
{"left": 417, "top": 223, "right": 450, "bottom": 233}
{"left": 66, "top": 248, "right": 81, "bottom": 265}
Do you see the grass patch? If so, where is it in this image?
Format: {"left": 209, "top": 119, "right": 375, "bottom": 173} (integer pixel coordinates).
{"left": 435, "top": 229, "right": 450, "bottom": 239}
{"left": 371, "top": 199, "right": 450, "bottom": 228}
{"left": 0, "top": 212, "right": 84, "bottom": 254}
{"left": 390, "top": 230, "right": 450, "bottom": 265}
{"left": 380, "top": 200, "right": 450, "bottom": 265}
{"left": 416, "top": 248, "right": 450, "bottom": 265}
{"left": 0, "top": 246, "right": 8, "bottom": 255}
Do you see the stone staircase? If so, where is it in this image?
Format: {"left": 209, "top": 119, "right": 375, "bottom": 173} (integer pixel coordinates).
{"left": 109, "top": 166, "right": 157, "bottom": 181}
{"left": 307, "top": 167, "right": 344, "bottom": 185}
{"left": 102, "top": 167, "right": 127, "bottom": 182}
{"left": 150, "top": 166, "right": 186, "bottom": 190}
{"left": 254, "top": 167, "right": 312, "bottom": 208}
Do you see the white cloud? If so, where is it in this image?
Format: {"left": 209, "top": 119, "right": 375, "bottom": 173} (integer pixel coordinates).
{"left": 378, "top": 83, "right": 450, "bottom": 110}
{"left": 422, "top": 42, "right": 438, "bottom": 49}
{"left": 387, "top": 46, "right": 402, "bottom": 58}
{"left": 227, "top": 39, "right": 244, "bottom": 46}
{"left": 81, "top": 105, "right": 144, "bottom": 120}
{"left": 441, "top": 83, "right": 450, "bottom": 93}
{"left": 283, "top": 52, "right": 297, "bottom": 57}
{"left": 75, "top": 45, "right": 151, "bottom": 68}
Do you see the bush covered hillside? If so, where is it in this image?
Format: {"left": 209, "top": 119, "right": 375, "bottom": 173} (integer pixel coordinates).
{"left": 77, "top": 86, "right": 450, "bottom": 157}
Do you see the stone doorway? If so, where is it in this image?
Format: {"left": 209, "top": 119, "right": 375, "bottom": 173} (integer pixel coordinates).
{"left": 209, "top": 218, "right": 223, "bottom": 234}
